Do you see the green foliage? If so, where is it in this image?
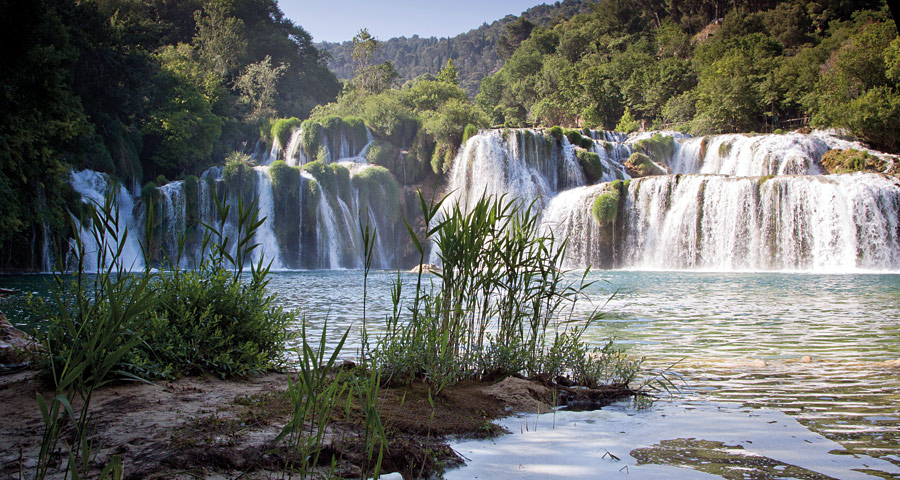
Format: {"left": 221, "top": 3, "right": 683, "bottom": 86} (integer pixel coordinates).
{"left": 302, "top": 160, "right": 351, "bottom": 198}
{"left": 635, "top": 133, "right": 676, "bottom": 163}
{"left": 270, "top": 117, "right": 302, "bottom": 149}
{"left": 615, "top": 107, "right": 640, "bottom": 133}
{"left": 565, "top": 129, "right": 584, "bottom": 145}
{"left": 625, "top": 152, "right": 665, "bottom": 177}
{"left": 820, "top": 148, "right": 885, "bottom": 173}
{"left": 548, "top": 126, "right": 564, "bottom": 142}
{"left": 352, "top": 166, "right": 401, "bottom": 217}
{"left": 576, "top": 149, "right": 605, "bottom": 183}
{"left": 591, "top": 182, "right": 621, "bottom": 226}
{"left": 370, "top": 192, "right": 642, "bottom": 394}
{"left": 462, "top": 124, "right": 480, "bottom": 144}
{"left": 364, "top": 140, "right": 409, "bottom": 181}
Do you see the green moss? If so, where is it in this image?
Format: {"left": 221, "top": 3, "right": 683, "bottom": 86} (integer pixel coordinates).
{"left": 565, "top": 129, "right": 583, "bottom": 146}
{"left": 580, "top": 136, "right": 594, "bottom": 149}
{"left": 270, "top": 117, "right": 302, "bottom": 148}
{"left": 548, "top": 126, "right": 564, "bottom": 142}
{"left": 635, "top": 133, "right": 675, "bottom": 163}
{"left": 302, "top": 160, "right": 351, "bottom": 198}
{"left": 624, "top": 152, "right": 665, "bottom": 177}
{"left": 603, "top": 141, "right": 613, "bottom": 153}
{"left": 773, "top": 128, "right": 784, "bottom": 135}
{"left": 591, "top": 185, "right": 620, "bottom": 226}
{"left": 353, "top": 166, "right": 401, "bottom": 218}
{"left": 576, "top": 149, "right": 605, "bottom": 183}
{"left": 183, "top": 175, "right": 200, "bottom": 228}
{"left": 462, "top": 124, "right": 479, "bottom": 144}
{"left": 301, "top": 119, "right": 323, "bottom": 158}
{"left": 718, "top": 141, "right": 732, "bottom": 157}
{"left": 431, "top": 142, "right": 456, "bottom": 174}
{"left": 820, "top": 148, "right": 885, "bottom": 174}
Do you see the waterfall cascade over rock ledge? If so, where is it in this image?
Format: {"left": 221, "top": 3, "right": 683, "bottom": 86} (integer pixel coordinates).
{"left": 58, "top": 128, "right": 900, "bottom": 273}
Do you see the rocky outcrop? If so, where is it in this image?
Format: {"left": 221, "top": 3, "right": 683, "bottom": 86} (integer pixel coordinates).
{"left": 0, "top": 314, "right": 41, "bottom": 365}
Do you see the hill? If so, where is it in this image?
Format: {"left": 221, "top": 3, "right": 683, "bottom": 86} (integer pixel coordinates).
{"left": 317, "top": 0, "right": 597, "bottom": 96}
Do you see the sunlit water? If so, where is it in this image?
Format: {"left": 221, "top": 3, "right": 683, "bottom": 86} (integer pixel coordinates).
{"left": 3, "top": 270, "right": 899, "bottom": 477}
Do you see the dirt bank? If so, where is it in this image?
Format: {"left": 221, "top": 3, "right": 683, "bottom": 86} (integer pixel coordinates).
{"left": 0, "top": 369, "right": 633, "bottom": 479}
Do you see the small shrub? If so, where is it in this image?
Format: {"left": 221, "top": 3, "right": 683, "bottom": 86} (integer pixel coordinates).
{"left": 576, "top": 149, "right": 605, "bottom": 183}
{"left": 774, "top": 128, "right": 784, "bottom": 135}
{"left": 615, "top": 107, "right": 640, "bottom": 133}
{"left": 155, "top": 174, "right": 169, "bottom": 186}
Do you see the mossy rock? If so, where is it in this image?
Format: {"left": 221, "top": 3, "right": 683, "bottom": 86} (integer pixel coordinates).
{"left": 352, "top": 166, "right": 401, "bottom": 218}
{"left": 462, "top": 124, "right": 479, "bottom": 144}
{"left": 547, "top": 126, "right": 564, "bottom": 142}
{"left": 576, "top": 149, "right": 605, "bottom": 183}
{"left": 565, "top": 129, "right": 583, "bottom": 146}
{"left": 591, "top": 181, "right": 621, "bottom": 226}
{"left": 302, "top": 160, "right": 351, "bottom": 198}
{"left": 718, "top": 141, "right": 732, "bottom": 158}
{"left": 270, "top": 117, "right": 302, "bottom": 149}
{"left": 634, "top": 133, "right": 675, "bottom": 164}
{"left": 624, "top": 152, "right": 665, "bottom": 178}
{"left": 820, "top": 149, "right": 885, "bottom": 174}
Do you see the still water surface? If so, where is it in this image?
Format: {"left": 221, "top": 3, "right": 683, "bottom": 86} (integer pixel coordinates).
{"left": 3, "top": 270, "right": 898, "bottom": 476}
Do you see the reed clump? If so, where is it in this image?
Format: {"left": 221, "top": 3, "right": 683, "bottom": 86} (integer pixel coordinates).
{"left": 366, "top": 192, "right": 641, "bottom": 396}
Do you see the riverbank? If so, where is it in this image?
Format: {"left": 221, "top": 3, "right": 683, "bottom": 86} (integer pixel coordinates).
{"left": 0, "top": 368, "right": 632, "bottom": 479}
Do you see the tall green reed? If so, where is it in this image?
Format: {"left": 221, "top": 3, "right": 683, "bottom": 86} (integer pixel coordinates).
{"left": 33, "top": 192, "right": 154, "bottom": 480}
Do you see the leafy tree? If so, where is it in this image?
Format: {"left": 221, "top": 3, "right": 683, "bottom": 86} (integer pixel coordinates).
{"left": 437, "top": 59, "right": 460, "bottom": 84}
{"left": 234, "top": 55, "right": 287, "bottom": 124}
{"left": 193, "top": 0, "right": 247, "bottom": 77}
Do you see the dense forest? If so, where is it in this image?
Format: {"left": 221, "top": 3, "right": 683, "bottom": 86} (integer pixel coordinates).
{"left": 0, "top": 0, "right": 339, "bottom": 269}
{"left": 475, "top": 0, "right": 900, "bottom": 147}
{"left": 1, "top": 0, "right": 898, "bottom": 270}
{"left": 317, "top": 0, "right": 597, "bottom": 97}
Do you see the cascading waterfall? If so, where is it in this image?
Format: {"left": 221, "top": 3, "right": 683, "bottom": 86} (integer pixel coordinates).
{"left": 252, "top": 167, "right": 285, "bottom": 269}
{"left": 669, "top": 133, "right": 828, "bottom": 176}
{"left": 69, "top": 170, "right": 145, "bottom": 271}
{"left": 55, "top": 128, "right": 900, "bottom": 273}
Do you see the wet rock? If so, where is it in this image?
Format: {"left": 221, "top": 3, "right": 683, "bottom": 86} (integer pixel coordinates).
{"left": 800, "top": 355, "right": 813, "bottom": 363}
{"left": 408, "top": 263, "right": 442, "bottom": 274}
{"left": 0, "top": 313, "right": 42, "bottom": 365}
{"left": 880, "top": 359, "right": 900, "bottom": 368}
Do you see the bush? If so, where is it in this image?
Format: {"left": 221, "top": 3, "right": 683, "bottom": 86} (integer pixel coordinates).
{"left": 302, "top": 160, "right": 351, "bottom": 197}
{"left": 576, "top": 149, "right": 605, "bottom": 183}
{"left": 125, "top": 265, "right": 294, "bottom": 379}
{"left": 615, "top": 107, "right": 640, "bottom": 133}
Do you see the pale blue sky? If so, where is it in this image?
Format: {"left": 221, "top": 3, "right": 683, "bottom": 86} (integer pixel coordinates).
{"left": 279, "top": 0, "right": 548, "bottom": 43}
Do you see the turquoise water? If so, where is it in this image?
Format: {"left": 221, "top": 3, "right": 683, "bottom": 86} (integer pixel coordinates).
{"left": 3, "top": 270, "right": 899, "bottom": 473}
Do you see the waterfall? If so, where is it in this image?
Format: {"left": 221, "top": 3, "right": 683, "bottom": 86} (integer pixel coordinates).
{"left": 53, "top": 128, "right": 900, "bottom": 274}
{"left": 285, "top": 127, "right": 305, "bottom": 166}
{"left": 252, "top": 167, "right": 285, "bottom": 269}
{"left": 670, "top": 133, "right": 828, "bottom": 176}
{"left": 69, "top": 170, "right": 145, "bottom": 272}
{"left": 542, "top": 173, "right": 900, "bottom": 271}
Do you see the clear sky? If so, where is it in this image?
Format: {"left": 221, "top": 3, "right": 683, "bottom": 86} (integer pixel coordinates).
{"left": 279, "top": 0, "right": 548, "bottom": 43}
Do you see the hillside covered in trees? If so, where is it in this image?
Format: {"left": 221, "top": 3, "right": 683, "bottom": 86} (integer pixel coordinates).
{"left": 0, "top": 0, "right": 339, "bottom": 269}
{"left": 317, "top": 0, "right": 597, "bottom": 97}
{"left": 475, "top": 0, "right": 899, "bottom": 150}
